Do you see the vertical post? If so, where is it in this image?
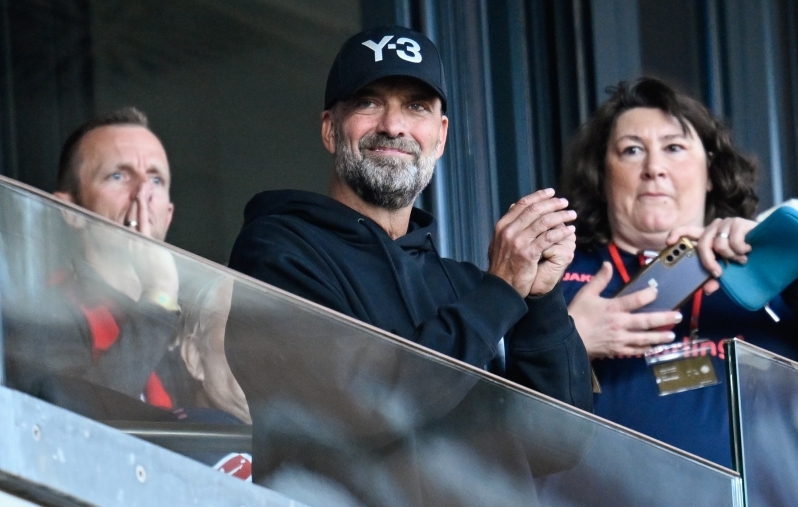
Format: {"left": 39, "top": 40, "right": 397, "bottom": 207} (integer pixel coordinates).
{"left": 487, "top": 0, "right": 536, "bottom": 211}
{"left": 723, "top": 0, "right": 783, "bottom": 209}
{"left": 419, "top": 0, "right": 498, "bottom": 266}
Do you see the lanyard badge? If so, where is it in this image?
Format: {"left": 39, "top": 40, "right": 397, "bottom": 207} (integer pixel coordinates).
{"left": 644, "top": 339, "right": 718, "bottom": 396}
{"left": 609, "top": 244, "right": 719, "bottom": 396}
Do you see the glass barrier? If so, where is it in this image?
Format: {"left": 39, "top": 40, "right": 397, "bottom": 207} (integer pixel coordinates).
{"left": 727, "top": 339, "right": 798, "bottom": 507}
{"left": 0, "top": 176, "right": 743, "bottom": 506}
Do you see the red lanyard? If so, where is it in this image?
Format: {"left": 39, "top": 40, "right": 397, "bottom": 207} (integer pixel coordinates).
{"left": 608, "top": 243, "right": 702, "bottom": 335}
{"left": 608, "top": 243, "right": 633, "bottom": 282}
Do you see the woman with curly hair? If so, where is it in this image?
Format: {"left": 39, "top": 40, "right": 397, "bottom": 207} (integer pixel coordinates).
{"left": 560, "top": 77, "right": 798, "bottom": 467}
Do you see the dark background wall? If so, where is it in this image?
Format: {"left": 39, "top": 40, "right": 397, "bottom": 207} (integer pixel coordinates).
{"left": 0, "top": 0, "right": 360, "bottom": 264}
{"left": 1, "top": 0, "right": 797, "bottom": 266}
{"left": 638, "top": 0, "right": 704, "bottom": 100}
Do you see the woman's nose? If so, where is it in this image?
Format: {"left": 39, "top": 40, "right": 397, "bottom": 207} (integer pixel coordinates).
{"left": 642, "top": 151, "right": 667, "bottom": 179}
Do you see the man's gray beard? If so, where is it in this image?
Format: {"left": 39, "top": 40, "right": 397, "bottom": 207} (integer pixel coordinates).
{"left": 334, "top": 132, "right": 438, "bottom": 210}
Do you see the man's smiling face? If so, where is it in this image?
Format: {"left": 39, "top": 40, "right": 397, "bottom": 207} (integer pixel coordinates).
{"left": 322, "top": 76, "right": 448, "bottom": 210}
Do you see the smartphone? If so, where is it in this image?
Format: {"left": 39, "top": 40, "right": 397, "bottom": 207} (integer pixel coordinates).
{"left": 614, "top": 237, "right": 711, "bottom": 313}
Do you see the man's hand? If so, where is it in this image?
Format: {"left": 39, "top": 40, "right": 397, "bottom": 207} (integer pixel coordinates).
{"left": 666, "top": 217, "right": 756, "bottom": 295}
{"left": 125, "top": 183, "right": 179, "bottom": 304}
{"left": 488, "top": 188, "right": 576, "bottom": 297}
{"left": 125, "top": 182, "right": 155, "bottom": 238}
{"left": 569, "top": 262, "right": 682, "bottom": 358}
{"left": 131, "top": 240, "right": 179, "bottom": 305}
{"left": 530, "top": 223, "right": 577, "bottom": 296}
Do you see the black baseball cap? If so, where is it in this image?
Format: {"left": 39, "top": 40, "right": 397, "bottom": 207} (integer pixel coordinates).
{"left": 324, "top": 25, "right": 447, "bottom": 113}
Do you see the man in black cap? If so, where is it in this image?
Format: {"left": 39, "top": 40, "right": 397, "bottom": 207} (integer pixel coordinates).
{"left": 228, "top": 26, "right": 590, "bottom": 409}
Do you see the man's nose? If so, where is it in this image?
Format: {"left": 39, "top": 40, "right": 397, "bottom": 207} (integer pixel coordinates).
{"left": 375, "top": 103, "right": 407, "bottom": 138}
{"left": 131, "top": 176, "right": 154, "bottom": 201}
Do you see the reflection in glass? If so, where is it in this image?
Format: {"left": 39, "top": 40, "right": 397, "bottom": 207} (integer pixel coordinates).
{"left": 0, "top": 177, "right": 742, "bottom": 506}
{"left": 3, "top": 197, "right": 182, "bottom": 406}
{"left": 181, "top": 276, "right": 251, "bottom": 423}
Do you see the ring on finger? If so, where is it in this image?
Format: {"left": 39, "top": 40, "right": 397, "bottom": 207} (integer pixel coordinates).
{"left": 716, "top": 231, "right": 730, "bottom": 239}
{"left": 124, "top": 219, "right": 138, "bottom": 228}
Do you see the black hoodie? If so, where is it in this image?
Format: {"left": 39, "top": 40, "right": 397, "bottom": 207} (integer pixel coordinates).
{"left": 228, "top": 190, "right": 591, "bottom": 411}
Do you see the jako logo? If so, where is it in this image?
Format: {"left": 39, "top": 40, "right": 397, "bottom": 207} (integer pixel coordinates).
{"left": 362, "top": 36, "right": 422, "bottom": 63}
{"left": 563, "top": 272, "right": 593, "bottom": 283}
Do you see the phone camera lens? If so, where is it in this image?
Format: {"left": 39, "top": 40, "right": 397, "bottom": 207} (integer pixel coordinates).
{"left": 679, "top": 243, "right": 687, "bottom": 251}
{"left": 673, "top": 249, "right": 680, "bottom": 256}
{"left": 666, "top": 255, "right": 674, "bottom": 262}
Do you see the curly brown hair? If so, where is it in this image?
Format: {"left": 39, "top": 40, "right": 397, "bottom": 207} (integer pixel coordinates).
{"left": 562, "top": 77, "right": 758, "bottom": 250}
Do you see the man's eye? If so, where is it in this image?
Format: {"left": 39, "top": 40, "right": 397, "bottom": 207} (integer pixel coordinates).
{"left": 110, "top": 172, "right": 123, "bottom": 180}
{"left": 151, "top": 175, "right": 163, "bottom": 185}
{"left": 408, "top": 103, "right": 430, "bottom": 112}
{"left": 356, "top": 99, "right": 376, "bottom": 109}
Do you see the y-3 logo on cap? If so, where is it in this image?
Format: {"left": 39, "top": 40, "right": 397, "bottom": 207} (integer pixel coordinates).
{"left": 362, "top": 36, "right": 422, "bottom": 63}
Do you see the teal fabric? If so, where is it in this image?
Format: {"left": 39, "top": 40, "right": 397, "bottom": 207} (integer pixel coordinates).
{"left": 720, "top": 206, "right": 798, "bottom": 311}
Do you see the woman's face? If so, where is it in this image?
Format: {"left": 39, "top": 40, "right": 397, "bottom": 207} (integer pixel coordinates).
{"left": 605, "top": 107, "right": 710, "bottom": 252}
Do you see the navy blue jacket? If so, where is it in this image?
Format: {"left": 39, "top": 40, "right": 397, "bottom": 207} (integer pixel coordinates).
{"left": 228, "top": 190, "right": 592, "bottom": 411}
{"left": 563, "top": 245, "right": 798, "bottom": 467}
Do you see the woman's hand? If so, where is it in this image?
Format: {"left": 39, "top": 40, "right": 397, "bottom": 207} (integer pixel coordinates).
{"left": 666, "top": 217, "right": 756, "bottom": 294}
{"left": 569, "top": 262, "right": 682, "bottom": 359}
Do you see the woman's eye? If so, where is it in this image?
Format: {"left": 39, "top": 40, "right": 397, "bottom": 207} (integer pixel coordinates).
{"left": 621, "top": 146, "right": 641, "bottom": 156}
{"left": 666, "top": 144, "right": 685, "bottom": 152}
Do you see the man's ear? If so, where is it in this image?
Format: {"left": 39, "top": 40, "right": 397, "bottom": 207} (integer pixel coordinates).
{"left": 321, "top": 110, "right": 336, "bottom": 154}
{"left": 165, "top": 202, "right": 175, "bottom": 231}
{"left": 54, "top": 191, "right": 73, "bottom": 203}
{"left": 436, "top": 115, "right": 449, "bottom": 159}
{"left": 180, "top": 338, "right": 205, "bottom": 382}
{"left": 54, "top": 191, "right": 88, "bottom": 230}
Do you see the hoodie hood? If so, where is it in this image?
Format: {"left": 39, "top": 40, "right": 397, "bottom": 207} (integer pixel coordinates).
{"left": 243, "top": 189, "right": 437, "bottom": 251}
